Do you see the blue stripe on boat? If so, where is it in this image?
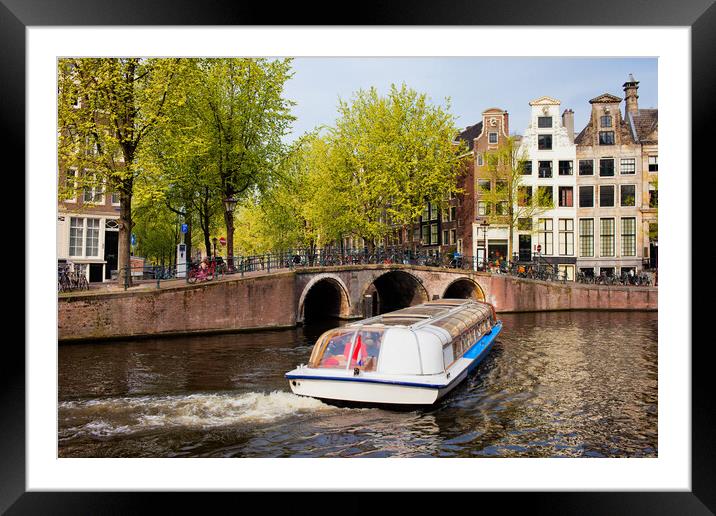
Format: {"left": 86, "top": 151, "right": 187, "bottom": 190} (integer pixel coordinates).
{"left": 285, "top": 321, "right": 502, "bottom": 391}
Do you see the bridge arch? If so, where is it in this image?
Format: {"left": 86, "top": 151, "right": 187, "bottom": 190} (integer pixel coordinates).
{"left": 362, "top": 269, "right": 430, "bottom": 315}
{"left": 298, "top": 273, "right": 351, "bottom": 323}
{"left": 442, "top": 277, "right": 486, "bottom": 301}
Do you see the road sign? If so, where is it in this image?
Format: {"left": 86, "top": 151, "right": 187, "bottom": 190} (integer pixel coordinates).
{"left": 219, "top": 237, "right": 227, "bottom": 246}
{"left": 181, "top": 223, "right": 188, "bottom": 234}
{"left": 131, "top": 233, "right": 137, "bottom": 246}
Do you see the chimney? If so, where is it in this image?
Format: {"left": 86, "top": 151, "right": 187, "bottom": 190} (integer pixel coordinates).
{"left": 562, "top": 109, "right": 574, "bottom": 143}
{"left": 623, "top": 73, "right": 640, "bottom": 116}
{"left": 503, "top": 111, "right": 509, "bottom": 136}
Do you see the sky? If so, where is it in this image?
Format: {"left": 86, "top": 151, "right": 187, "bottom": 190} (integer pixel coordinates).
{"left": 282, "top": 57, "right": 658, "bottom": 141}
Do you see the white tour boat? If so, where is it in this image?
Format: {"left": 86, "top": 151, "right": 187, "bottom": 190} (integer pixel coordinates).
{"left": 285, "top": 298, "right": 502, "bottom": 406}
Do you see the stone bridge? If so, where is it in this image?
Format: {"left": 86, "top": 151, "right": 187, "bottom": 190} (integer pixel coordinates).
{"left": 58, "top": 264, "right": 658, "bottom": 342}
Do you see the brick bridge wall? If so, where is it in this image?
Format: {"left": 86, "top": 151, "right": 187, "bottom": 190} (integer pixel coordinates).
{"left": 58, "top": 265, "right": 657, "bottom": 342}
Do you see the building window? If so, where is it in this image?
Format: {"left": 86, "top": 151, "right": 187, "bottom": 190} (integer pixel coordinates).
{"left": 579, "top": 159, "right": 594, "bottom": 176}
{"left": 538, "top": 134, "right": 552, "bottom": 150}
{"left": 538, "top": 116, "right": 553, "bottom": 128}
{"left": 478, "top": 201, "right": 490, "bottom": 216}
{"left": 579, "top": 219, "right": 594, "bottom": 257}
{"left": 83, "top": 174, "right": 104, "bottom": 204}
{"left": 599, "top": 158, "right": 615, "bottom": 177}
{"left": 600, "top": 115, "right": 612, "bottom": 127}
{"left": 649, "top": 182, "right": 658, "bottom": 208}
{"left": 538, "top": 160, "right": 552, "bottom": 178}
{"left": 450, "top": 206, "right": 456, "bottom": 221}
{"left": 496, "top": 201, "right": 508, "bottom": 215}
{"left": 599, "top": 131, "right": 615, "bottom": 145}
{"left": 430, "top": 223, "right": 438, "bottom": 244}
{"left": 537, "top": 218, "right": 553, "bottom": 255}
{"left": 421, "top": 224, "right": 429, "bottom": 244}
{"left": 478, "top": 179, "right": 491, "bottom": 194}
{"left": 648, "top": 155, "right": 658, "bottom": 172}
{"left": 620, "top": 158, "right": 636, "bottom": 175}
{"left": 86, "top": 218, "right": 100, "bottom": 257}
{"left": 450, "top": 229, "right": 456, "bottom": 245}
{"left": 599, "top": 185, "right": 615, "bottom": 207}
{"left": 64, "top": 169, "right": 77, "bottom": 202}
{"left": 579, "top": 186, "right": 594, "bottom": 208}
{"left": 522, "top": 160, "right": 532, "bottom": 175}
{"left": 111, "top": 191, "right": 121, "bottom": 205}
{"left": 558, "top": 186, "right": 573, "bottom": 207}
{"left": 537, "top": 186, "right": 553, "bottom": 207}
{"left": 600, "top": 218, "right": 615, "bottom": 257}
{"left": 620, "top": 184, "right": 636, "bottom": 207}
{"left": 518, "top": 218, "right": 533, "bottom": 231}
{"left": 518, "top": 186, "right": 532, "bottom": 207}
{"left": 429, "top": 203, "right": 438, "bottom": 221}
{"left": 442, "top": 229, "right": 449, "bottom": 245}
{"left": 477, "top": 154, "right": 484, "bottom": 166}
{"left": 558, "top": 160, "right": 573, "bottom": 176}
{"left": 69, "top": 217, "right": 84, "bottom": 257}
{"left": 559, "top": 219, "right": 574, "bottom": 255}
{"left": 69, "top": 217, "right": 100, "bottom": 257}
{"left": 621, "top": 217, "right": 636, "bottom": 256}
{"left": 488, "top": 132, "right": 498, "bottom": 144}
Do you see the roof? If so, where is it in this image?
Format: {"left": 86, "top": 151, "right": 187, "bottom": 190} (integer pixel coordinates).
{"left": 628, "top": 109, "right": 658, "bottom": 143}
{"left": 529, "top": 96, "right": 561, "bottom": 106}
{"left": 456, "top": 122, "right": 483, "bottom": 152}
{"left": 589, "top": 93, "right": 622, "bottom": 104}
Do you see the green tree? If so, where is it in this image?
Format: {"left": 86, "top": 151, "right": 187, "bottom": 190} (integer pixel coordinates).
{"left": 327, "top": 84, "right": 465, "bottom": 250}
{"left": 188, "top": 58, "right": 296, "bottom": 266}
{"left": 478, "top": 136, "right": 553, "bottom": 260}
{"left": 58, "top": 58, "right": 185, "bottom": 285}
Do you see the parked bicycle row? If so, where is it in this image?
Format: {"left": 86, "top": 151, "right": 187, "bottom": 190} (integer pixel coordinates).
{"left": 57, "top": 262, "right": 89, "bottom": 292}
{"left": 60, "top": 247, "right": 656, "bottom": 291}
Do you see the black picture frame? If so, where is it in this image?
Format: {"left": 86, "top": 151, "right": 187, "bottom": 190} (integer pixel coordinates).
{"left": 6, "top": 0, "right": 709, "bottom": 513}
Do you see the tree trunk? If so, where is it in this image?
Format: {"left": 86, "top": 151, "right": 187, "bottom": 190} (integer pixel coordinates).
{"left": 118, "top": 188, "right": 133, "bottom": 287}
{"left": 224, "top": 208, "right": 235, "bottom": 269}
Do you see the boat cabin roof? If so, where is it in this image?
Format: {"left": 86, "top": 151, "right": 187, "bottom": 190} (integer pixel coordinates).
{"left": 349, "top": 298, "right": 495, "bottom": 335}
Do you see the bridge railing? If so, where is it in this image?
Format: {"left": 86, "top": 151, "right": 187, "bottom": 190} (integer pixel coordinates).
{"left": 219, "top": 247, "right": 654, "bottom": 287}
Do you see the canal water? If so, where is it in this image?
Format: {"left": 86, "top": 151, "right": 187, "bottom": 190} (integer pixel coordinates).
{"left": 58, "top": 311, "right": 657, "bottom": 458}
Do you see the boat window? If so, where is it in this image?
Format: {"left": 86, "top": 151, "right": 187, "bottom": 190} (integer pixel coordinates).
{"left": 309, "top": 329, "right": 356, "bottom": 369}
{"left": 348, "top": 329, "right": 384, "bottom": 372}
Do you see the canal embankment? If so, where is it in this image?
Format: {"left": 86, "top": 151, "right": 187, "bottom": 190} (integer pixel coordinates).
{"left": 58, "top": 268, "right": 657, "bottom": 342}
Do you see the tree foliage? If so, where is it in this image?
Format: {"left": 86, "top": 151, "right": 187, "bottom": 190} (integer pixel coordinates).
{"left": 326, "top": 84, "right": 465, "bottom": 248}
{"left": 58, "top": 58, "right": 186, "bottom": 282}
{"left": 479, "top": 136, "right": 553, "bottom": 259}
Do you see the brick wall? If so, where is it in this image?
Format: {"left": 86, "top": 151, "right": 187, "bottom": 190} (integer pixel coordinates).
{"left": 58, "top": 268, "right": 656, "bottom": 342}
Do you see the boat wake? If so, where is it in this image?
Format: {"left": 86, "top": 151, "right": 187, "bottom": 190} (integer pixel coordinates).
{"left": 59, "top": 390, "right": 335, "bottom": 440}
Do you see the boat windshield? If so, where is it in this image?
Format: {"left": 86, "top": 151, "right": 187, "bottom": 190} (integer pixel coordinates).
{"left": 309, "top": 329, "right": 355, "bottom": 369}
{"left": 309, "top": 327, "right": 385, "bottom": 371}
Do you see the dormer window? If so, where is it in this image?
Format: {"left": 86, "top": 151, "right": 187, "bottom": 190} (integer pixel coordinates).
{"left": 538, "top": 116, "right": 553, "bottom": 128}
{"left": 488, "top": 132, "right": 498, "bottom": 144}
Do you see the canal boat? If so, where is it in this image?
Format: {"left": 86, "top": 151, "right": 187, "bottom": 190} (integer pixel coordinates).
{"left": 285, "top": 298, "right": 502, "bottom": 406}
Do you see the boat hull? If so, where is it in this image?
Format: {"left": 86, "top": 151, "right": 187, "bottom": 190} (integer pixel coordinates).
{"left": 286, "top": 321, "right": 502, "bottom": 407}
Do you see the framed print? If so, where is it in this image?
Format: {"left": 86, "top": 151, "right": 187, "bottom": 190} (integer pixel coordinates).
{"left": 7, "top": 0, "right": 712, "bottom": 513}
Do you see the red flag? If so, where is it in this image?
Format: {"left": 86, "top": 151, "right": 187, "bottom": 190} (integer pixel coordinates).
{"left": 352, "top": 334, "right": 363, "bottom": 362}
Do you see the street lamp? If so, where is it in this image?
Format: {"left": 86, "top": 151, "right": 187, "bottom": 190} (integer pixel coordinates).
{"left": 223, "top": 196, "right": 237, "bottom": 270}
{"left": 212, "top": 237, "right": 218, "bottom": 259}
{"left": 480, "top": 219, "right": 490, "bottom": 271}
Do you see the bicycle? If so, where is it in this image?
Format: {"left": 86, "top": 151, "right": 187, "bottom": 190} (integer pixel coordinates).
{"left": 187, "top": 260, "right": 215, "bottom": 283}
